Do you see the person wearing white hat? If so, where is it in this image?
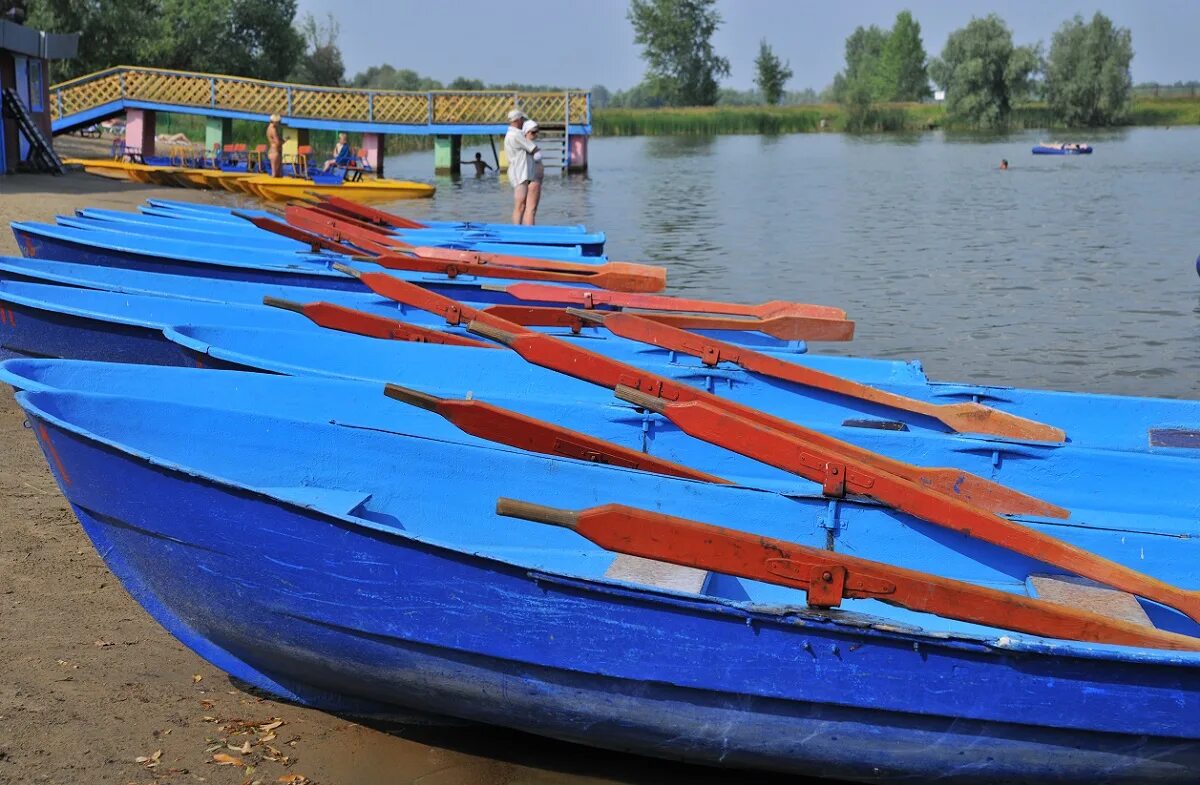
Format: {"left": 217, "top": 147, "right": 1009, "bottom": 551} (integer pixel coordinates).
{"left": 504, "top": 108, "right": 539, "bottom": 224}
{"left": 521, "top": 119, "right": 544, "bottom": 225}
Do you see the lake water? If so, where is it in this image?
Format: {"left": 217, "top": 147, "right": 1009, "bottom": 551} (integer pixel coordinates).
{"left": 387, "top": 126, "right": 1200, "bottom": 400}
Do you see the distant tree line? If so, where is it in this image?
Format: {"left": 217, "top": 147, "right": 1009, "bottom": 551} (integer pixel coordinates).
{"left": 611, "top": 3, "right": 1146, "bottom": 130}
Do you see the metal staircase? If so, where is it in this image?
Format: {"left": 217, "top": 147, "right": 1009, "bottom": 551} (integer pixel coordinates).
{"left": 2, "top": 88, "right": 64, "bottom": 174}
{"left": 537, "top": 126, "right": 568, "bottom": 170}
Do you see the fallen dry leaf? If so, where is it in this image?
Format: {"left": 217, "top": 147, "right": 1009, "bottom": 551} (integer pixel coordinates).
{"left": 192, "top": 674, "right": 204, "bottom": 684}
{"left": 258, "top": 720, "right": 283, "bottom": 732}
{"left": 227, "top": 740, "right": 252, "bottom": 755}
{"left": 213, "top": 752, "right": 243, "bottom": 766}
{"left": 134, "top": 749, "right": 163, "bottom": 768}
{"left": 277, "top": 776, "right": 308, "bottom": 785}
{"left": 94, "top": 640, "right": 114, "bottom": 648}
{"left": 199, "top": 699, "right": 215, "bottom": 709}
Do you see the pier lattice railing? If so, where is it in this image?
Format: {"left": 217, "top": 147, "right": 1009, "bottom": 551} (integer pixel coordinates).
{"left": 51, "top": 66, "right": 590, "bottom": 129}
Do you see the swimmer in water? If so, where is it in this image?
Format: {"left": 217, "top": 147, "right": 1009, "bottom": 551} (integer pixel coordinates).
{"left": 1000, "top": 159, "right": 1008, "bottom": 170}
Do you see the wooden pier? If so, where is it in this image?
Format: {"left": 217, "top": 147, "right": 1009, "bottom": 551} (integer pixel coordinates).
{"left": 49, "top": 66, "right": 591, "bottom": 172}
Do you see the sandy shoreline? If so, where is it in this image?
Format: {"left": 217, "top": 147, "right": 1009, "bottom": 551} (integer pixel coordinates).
{"left": 0, "top": 153, "right": 803, "bottom": 784}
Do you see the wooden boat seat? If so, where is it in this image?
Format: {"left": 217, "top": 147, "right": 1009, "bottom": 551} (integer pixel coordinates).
{"left": 604, "top": 554, "right": 711, "bottom": 594}
{"left": 1027, "top": 574, "right": 1153, "bottom": 628}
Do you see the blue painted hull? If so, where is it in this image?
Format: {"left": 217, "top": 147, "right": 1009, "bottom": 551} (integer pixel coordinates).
{"left": 146, "top": 198, "right": 596, "bottom": 237}
{"left": 11, "top": 374, "right": 1200, "bottom": 783}
{"left": 0, "top": 256, "right": 803, "bottom": 351}
{"left": 9, "top": 223, "right": 604, "bottom": 305}
{"left": 0, "top": 281, "right": 804, "bottom": 368}
{"left": 142, "top": 199, "right": 607, "bottom": 253}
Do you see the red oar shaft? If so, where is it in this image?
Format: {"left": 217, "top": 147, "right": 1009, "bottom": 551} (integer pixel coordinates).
{"left": 310, "top": 194, "right": 427, "bottom": 228}
{"left": 497, "top": 500, "right": 1200, "bottom": 651}
{"left": 596, "top": 313, "right": 1064, "bottom": 441}
{"left": 492, "top": 282, "right": 847, "bottom": 320}
{"left": 384, "top": 385, "right": 724, "bottom": 483}
{"left": 237, "top": 213, "right": 364, "bottom": 257}
{"left": 262, "top": 297, "right": 495, "bottom": 348}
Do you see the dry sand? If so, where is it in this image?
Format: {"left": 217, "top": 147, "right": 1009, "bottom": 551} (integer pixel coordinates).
{"left": 0, "top": 145, "right": 804, "bottom": 784}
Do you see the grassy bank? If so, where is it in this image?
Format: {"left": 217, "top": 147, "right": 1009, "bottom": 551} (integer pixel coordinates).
{"left": 592, "top": 96, "right": 1200, "bottom": 136}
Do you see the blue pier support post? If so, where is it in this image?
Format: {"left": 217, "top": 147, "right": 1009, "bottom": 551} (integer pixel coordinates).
{"left": 434, "top": 135, "right": 461, "bottom": 175}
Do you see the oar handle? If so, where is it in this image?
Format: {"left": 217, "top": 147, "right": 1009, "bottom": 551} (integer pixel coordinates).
{"left": 497, "top": 498, "right": 580, "bottom": 528}
{"left": 261, "top": 295, "right": 304, "bottom": 313}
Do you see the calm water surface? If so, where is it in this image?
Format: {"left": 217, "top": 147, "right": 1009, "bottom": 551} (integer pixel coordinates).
{"left": 388, "top": 127, "right": 1200, "bottom": 399}
{"left": 360, "top": 129, "right": 1200, "bottom": 784}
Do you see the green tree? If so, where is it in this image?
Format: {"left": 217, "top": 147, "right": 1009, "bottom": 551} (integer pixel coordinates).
{"left": 831, "top": 24, "right": 887, "bottom": 102}
{"left": 590, "top": 84, "right": 611, "bottom": 108}
{"left": 1044, "top": 12, "right": 1133, "bottom": 126}
{"left": 28, "top": 0, "right": 169, "bottom": 80}
{"left": 754, "top": 39, "right": 793, "bottom": 105}
{"left": 291, "top": 12, "right": 344, "bottom": 86}
{"left": 448, "top": 77, "right": 486, "bottom": 90}
{"left": 627, "top": 0, "right": 730, "bottom": 106}
{"left": 929, "top": 14, "right": 1040, "bottom": 128}
{"left": 28, "top": 0, "right": 304, "bottom": 81}
{"left": 876, "top": 10, "right": 930, "bottom": 101}
{"left": 350, "top": 65, "right": 443, "bottom": 91}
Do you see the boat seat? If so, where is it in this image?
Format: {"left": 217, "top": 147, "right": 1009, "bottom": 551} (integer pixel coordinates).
{"left": 1027, "top": 574, "right": 1152, "bottom": 628}
{"left": 604, "top": 554, "right": 711, "bottom": 594}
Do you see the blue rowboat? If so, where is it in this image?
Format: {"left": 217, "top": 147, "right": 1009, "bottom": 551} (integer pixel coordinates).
{"left": 163, "top": 322, "right": 1200, "bottom": 457}
{"left": 0, "top": 271, "right": 1190, "bottom": 461}
{"left": 145, "top": 198, "right": 598, "bottom": 237}
{"left": 8, "top": 223, "right": 615, "bottom": 303}
{"left": 0, "top": 257, "right": 799, "bottom": 351}
{"left": 1032, "top": 144, "right": 1093, "bottom": 155}
{"left": 59, "top": 211, "right": 616, "bottom": 268}
{"left": 54, "top": 211, "right": 598, "bottom": 261}
{"left": 0, "top": 281, "right": 808, "bottom": 368}
{"left": 85, "top": 206, "right": 608, "bottom": 257}
{"left": 161, "top": 323, "right": 1200, "bottom": 519}
{"left": 142, "top": 199, "right": 608, "bottom": 252}
{"left": 7, "top": 363, "right": 1200, "bottom": 782}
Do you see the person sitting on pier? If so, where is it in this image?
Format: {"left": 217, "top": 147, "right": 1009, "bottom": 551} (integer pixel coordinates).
{"left": 504, "top": 108, "right": 539, "bottom": 224}
{"left": 462, "top": 152, "right": 494, "bottom": 176}
{"left": 322, "top": 133, "right": 356, "bottom": 172}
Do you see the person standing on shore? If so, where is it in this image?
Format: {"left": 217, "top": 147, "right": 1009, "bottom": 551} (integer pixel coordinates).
{"left": 504, "top": 109, "right": 538, "bottom": 224}
{"left": 267, "top": 114, "right": 283, "bottom": 177}
{"left": 521, "top": 119, "right": 545, "bottom": 225}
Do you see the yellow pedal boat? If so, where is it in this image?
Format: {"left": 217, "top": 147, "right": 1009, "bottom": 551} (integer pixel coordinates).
{"left": 242, "top": 175, "right": 436, "bottom": 203}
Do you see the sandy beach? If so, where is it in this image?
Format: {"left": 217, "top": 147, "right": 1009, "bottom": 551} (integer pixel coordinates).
{"left": 0, "top": 141, "right": 803, "bottom": 785}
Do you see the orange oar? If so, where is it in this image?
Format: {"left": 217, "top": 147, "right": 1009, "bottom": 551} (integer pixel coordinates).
{"left": 569, "top": 307, "right": 854, "bottom": 343}
{"left": 485, "top": 282, "right": 847, "bottom": 320}
{"left": 384, "top": 385, "right": 725, "bottom": 483}
{"left": 498, "top": 499, "right": 1200, "bottom": 651}
{"left": 285, "top": 204, "right": 668, "bottom": 286}
{"left": 588, "top": 312, "right": 1064, "bottom": 441}
{"left": 262, "top": 296, "right": 495, "bottom": 348}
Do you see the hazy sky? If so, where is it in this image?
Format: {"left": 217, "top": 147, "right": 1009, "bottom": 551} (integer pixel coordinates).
{"left": 295, "top": 0, "right": 1198, "bottom": 91}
